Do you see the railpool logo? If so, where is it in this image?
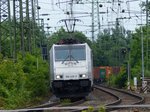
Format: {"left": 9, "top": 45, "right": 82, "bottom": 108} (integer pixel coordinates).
{"left": 64, "top": 61, "right": 77, "bottom": 67}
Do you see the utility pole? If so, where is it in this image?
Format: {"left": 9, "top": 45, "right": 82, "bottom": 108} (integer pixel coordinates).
{"left": 91, "top": 0, "right": 102, "bottom": 41}
{"left": 13, "top": 0, "right": 25, "bottom": 60}
{"left": 13, "top": 0, "right": 17, "bottom": 61}
{"left": 91, "top": 0, "right": 95, "bottom": 41}
{"left": 35, "top": 0, "right": 41, "bottom": 52}
{"left": 141, "top": 25, "right": 145, "bottom": 89}
{"left": 0, "top": 1, "right": 2, "bottom": 54}
{"left": 20, "top": 0, "right": 25, "bottom": 57}
{"left": 115, "top": 18, "right": 119, "bottom": 66}
{"left": 36, "top": 0, "right": 40, "bottom": 25}
{"left": 31, "top": 0, "right": 36, "bottom": 54}
{"left": 140, "top": 2, "right": 145, "bottom": 88}
{"left": 0, "top": 0, "right": 12, "bottom": 57}
{"left": 146, "top": 0, "right": 150, "bottom": 71}
{"left": 8, "top": 0, "right": 13, "bottom": 57}
{"left": 22, "top": 0, "right": 35, "bottom": 54}
{"left": 26, "top": 0, "right": 31, "bottom": 53}
{"left": 146, "top": 0, "right": 148, "bottom": 71}
{"left": 19, "top": 0, "right": 34, "bottom": 57}
{"left": 40, "top": 18, "right": 45, "bottom": 45}
{"left": 127, "top": 32, "right": 132, "bottom": 90}
{"left": 97, "top": 0, "right": 100, "bottom": 35}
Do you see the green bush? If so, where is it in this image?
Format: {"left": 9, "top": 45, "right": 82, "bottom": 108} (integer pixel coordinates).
{"left": 0, "top": 53, "right": 49, "bottom": 109}
{"left": 87, "top": 106, "right": 94, "bottom": 112}
{"left": 0, "top": 58, "right": 29, "bottom": 109}
{"left": 98, "top": 105, "right": 106, "bottom": 112}
{"left": 22, "top": 53, "right": 49, "bottom": 97}
{"left": 115, "top": 72, "right": 127, "bottom": 88}
{"left": 108, "top": 69, "right": 127, "bottom": 88}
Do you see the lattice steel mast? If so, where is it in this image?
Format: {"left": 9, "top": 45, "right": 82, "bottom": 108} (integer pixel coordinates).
{"left": 12, "top": 0, "right": 37, "bottom": 58}
{"left": 0, "top": 0, "right": 12, "bottom": 57}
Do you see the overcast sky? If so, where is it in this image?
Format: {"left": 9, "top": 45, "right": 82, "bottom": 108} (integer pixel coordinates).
{"left": 38, "top": 0, "right": 147, "bottom": 38}
{"left": 9, "top": 0, "right": 146, "bottom": 38}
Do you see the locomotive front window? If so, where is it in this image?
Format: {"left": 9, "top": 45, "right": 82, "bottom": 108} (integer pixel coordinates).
{"left": 71, "top": 46, "right": 85, "bottom": 60}
{"left": 55, "top": 45, "right": 86, "bottom": 61}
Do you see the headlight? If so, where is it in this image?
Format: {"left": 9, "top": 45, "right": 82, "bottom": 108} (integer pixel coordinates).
{"left": 56, "top": 75, "right": 61, "bottom": 79}
{"left": 82, "top": 74, "right": 86, "bottom": 78}
{"left": 79, "top": 74, "right": 86, "bottom": 78}
{"left": 56, "top": 75, "right": 63, "bottom": 79}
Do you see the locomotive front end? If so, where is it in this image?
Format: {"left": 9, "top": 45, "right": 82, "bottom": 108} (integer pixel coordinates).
{"left": 50, "top": 43, "right": 93, "bottom": 98}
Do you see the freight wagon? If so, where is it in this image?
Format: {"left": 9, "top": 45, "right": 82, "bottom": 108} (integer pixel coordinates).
{"left": 93, "top": 66, "right": 121, "bottom": 83}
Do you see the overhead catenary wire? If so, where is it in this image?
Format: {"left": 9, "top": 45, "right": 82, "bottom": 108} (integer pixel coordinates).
{"left": 41, "top": 0, "right": 144, "bottom": 37}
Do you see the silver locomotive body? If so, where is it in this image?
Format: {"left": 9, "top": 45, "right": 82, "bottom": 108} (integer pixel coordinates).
{"left": 49, "top": 43, "right": 93, "bottom": 98}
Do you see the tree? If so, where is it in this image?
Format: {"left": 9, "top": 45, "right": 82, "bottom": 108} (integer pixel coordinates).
{"left": 93, "top": 26, "right": 129, "bottom": 67}
{"left": 47, "top": 27, "right": 92, "bottom": 49}
{"left": 0, "top": 20, "right": 44, "bottom": 59}
{"left": 130, "top": 26, "right": 150, "bottom": 77}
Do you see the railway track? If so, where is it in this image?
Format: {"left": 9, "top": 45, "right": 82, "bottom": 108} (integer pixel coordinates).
{"left": 71, "top": 84, "right": 144, "bottom": 112}
{"left": 0, "top": 85, "right": 145, "bottom": 112}
{"left": 94, "top": 84, "right": 145, "bottom": 111}
{"left": 1, "top": 97, "right": 87, "bottom": 112}
{"left": 94, "top": 84, "right": 144, "bottom": 105}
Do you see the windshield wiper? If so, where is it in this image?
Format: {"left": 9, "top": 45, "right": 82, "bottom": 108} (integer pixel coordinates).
{"left": 62, "top": 55, "right": 70, "bottom": 64}
{"left": 62, "top": 55, "right": 79, "bottom": 64}
{"left": 70, "top": 55, "right": 79, "bottom": 63}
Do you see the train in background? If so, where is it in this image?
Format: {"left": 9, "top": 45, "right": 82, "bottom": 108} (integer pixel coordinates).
{"left": 49, "top": 39, "right": 93, "bottom": 98}
{"left": 93, "top": 66, "right": 121, "bottom": 83}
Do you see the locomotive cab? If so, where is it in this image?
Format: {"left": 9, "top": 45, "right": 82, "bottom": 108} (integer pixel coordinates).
{"left": 49, "top": 39, "right": 93, "bottom": 98}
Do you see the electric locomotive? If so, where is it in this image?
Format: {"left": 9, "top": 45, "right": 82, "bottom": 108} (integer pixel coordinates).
{"left": 49, "top": 39, "right": 93, "bottom": 98}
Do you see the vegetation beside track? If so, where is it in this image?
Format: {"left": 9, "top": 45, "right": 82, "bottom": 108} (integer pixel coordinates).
{"left": 0, "top": 53, "right": 49, "bottom": 109}
{"left": 107, "top": 68, "right": 127, "bottom": 88}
